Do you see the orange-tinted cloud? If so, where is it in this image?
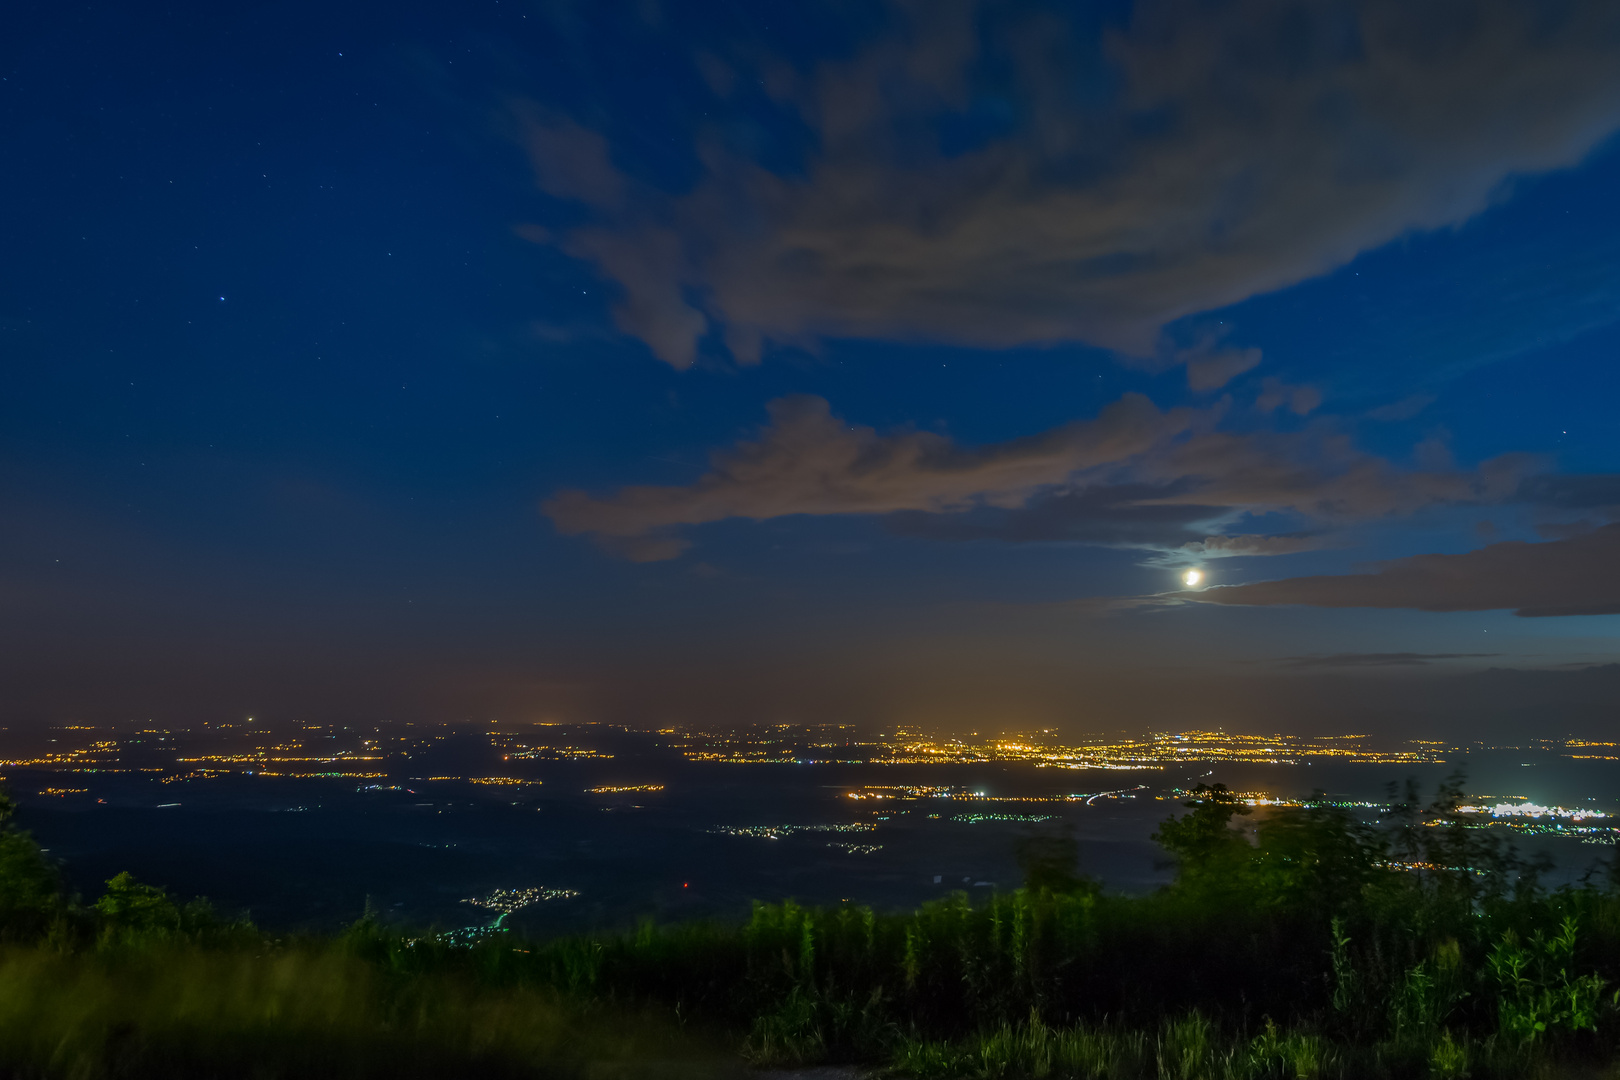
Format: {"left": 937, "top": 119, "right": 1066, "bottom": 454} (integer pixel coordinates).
{"left": 546, "top": 393, "right": 1546, "bottom": 559}
{"left": 547, "top": 392, "right": 1198, "bottom": 550}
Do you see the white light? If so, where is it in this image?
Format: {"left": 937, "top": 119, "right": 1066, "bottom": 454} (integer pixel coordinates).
{"left": 1183, "top": 569, "right": 1202, "bottom": 587}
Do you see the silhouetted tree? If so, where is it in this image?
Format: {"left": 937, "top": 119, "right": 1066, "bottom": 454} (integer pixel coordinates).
{"left": 0, "top": 787, "right": 65, "bottom": 939}
{"left": 1151, "top": 783, "right": 1254, "bottom": 884}
{"left": 1014, "top": 827, "right": 1095, "bottom": 894}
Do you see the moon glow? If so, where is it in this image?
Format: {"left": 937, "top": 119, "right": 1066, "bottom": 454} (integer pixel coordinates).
{"left": 1183, "top": 569, "right": 1202, "bottom": 587}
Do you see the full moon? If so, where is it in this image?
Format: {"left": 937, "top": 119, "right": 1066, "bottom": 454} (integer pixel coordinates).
{"left": 1183, "top": 569, "right": 1202, "bottom": 587}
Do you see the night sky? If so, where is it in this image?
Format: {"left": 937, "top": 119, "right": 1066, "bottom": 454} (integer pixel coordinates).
{"left": 5, "top": 0, "right": 1619, "bottom": 735}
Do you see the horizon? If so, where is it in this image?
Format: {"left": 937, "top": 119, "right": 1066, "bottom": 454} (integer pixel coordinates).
{"left": 8, "top": 715, "right": 1617, "bottom": 935}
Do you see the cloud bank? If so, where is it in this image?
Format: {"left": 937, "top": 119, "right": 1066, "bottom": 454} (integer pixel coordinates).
{"left": 1191, "top": 523, "right": 1620, "bottom": 617}
{"left": 546, "top": 393, "right": 1198, "bottom": 558}
{"left": 1275, "top": 652, "right": 1498, "bottom": 669}
{"left": 522, "top": 0, "right": 1620, "bottom": 366}
{"left": 546, "top": 393, "right": 1543, "bottom": 559}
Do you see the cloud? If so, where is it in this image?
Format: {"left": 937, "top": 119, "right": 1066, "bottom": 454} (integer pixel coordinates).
{"left": 1129, "top": 432, "right": 1534, "bottom": 521}
{"left": 1275, "top": 652, "right": 1498, "bottom": 669}
{"left": 1036, "top": 593, "right": 1189, "bottom": 618}
{"left": 516, "top": 111, "right": 627, "bottom": 211}
{"left": 521, "top": 0, "right": 1620, "bottom": 366}
{"left": 886, "top": 482, "right": 1230, "bottom": 547}
{"left": 1513, "top": 473, "right": 1620, "bottom": 514}
{"left": 1365, "top": 394, "right": 1437, "bottom": 422}
{"left": 596, "top": 534, "right": 693, "bottom": 563}
{"left": 1256, "top": 378, "right": 1323, "bottom": 417}
{"left": 1536, "top": 520, "right": 1600, "bottom": 541}
{"left": 887, "top": 496, "right": 1332, "bottom": 556}
{"left": 1184, "top": 346, "right": 1263, "bottom": 393}
{"left": 883, "top": 431, "right": 1531, "bottom": 555}
{"left": 1190, "top": 523, "right": 1620, "bottom": 616}
{"left": 547, "top": 393, "right": 1547, "bottom": 558}
{"left": 1184, "top": 533, "right": 1327, "bottom": 557}
{"left": 546, "top": 393, "right": 1199, "bottom": 548}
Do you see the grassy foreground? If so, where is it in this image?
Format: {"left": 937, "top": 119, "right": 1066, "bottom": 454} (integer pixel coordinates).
{"left": 0, "top": 944, "right": 720, "bottom": 1080}
{"left": 1, "top": 778, "right": 1618, "bottom": 1078}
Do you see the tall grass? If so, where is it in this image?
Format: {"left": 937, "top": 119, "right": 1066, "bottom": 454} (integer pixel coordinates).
{"left": 889, "top": 1013, "right": 1594, "bottom": 1080}
{"left": 0, "top": 942, "right": 724, "bottom": 1080}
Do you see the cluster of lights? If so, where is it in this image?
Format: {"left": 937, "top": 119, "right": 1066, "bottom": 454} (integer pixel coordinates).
{"left": 1382, "top": 860, "right": 1486, "bottom": 875}
{"left": 709, "top": 823, "right": 876, "bottom": 840}
{"left": 1162, "top": 790, "right": 1617, "bottom": 844}
{"left": 1457, "top": 801, "right": 1607, "bottom": 821}
{"left": 502, "top": 747, "right": 614, "bottom": 760}
{"left": 260, "top": 771, "right": 386, "bottom": 779}
{"left": 845, "top": 786, "right": 939, "bottom": 800}
{"left": 160, "top": 770, "right": 229, "bottom": 784}
{"left": 819, "top": 729, "right": 1454, "bottom": 769}
{"left": 462, "top": 886, "right": 581, "bottom": 912}
{"left": 177, "top": 754, "right": 382, "bottom": 764}
{"left": 845, "top": 784, "right": 1147, "bottom": 805}
{"left": 6, "top": 725, "right": 1617, "bottom": 820}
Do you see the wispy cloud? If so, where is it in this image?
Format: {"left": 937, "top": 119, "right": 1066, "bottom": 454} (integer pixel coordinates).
{"left": 546, "top": 393, "right": 1547, "bottom": 559}
{"left": 546, "top": 393, "right": 1199, "bottom": 553}
{"left": 520, "top": 0, "right": 1620, "bottom": 367}
{"left": 1275, "top": 652, "right": 1499, "bottom": 669}
{"left": 1183, "top": 534, "right": 1327, "bottom": 557}
{"left": 1190, "top": 524, "right": 1620, "bottom": 617}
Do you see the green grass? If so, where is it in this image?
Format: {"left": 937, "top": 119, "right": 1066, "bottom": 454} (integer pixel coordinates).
{"left": 889, "top": 1015, "right": 1548, "bottom": 1080}
{"left": 0, "top": 942, "right": 726, "bottom": 1080}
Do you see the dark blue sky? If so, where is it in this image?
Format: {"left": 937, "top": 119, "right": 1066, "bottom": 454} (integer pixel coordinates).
{"left": 4, "top": 0, "right": 1618, "bottom": 734}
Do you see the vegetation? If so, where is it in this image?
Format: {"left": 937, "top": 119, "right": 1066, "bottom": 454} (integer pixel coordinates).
{"left": 1, "top": 776, "right": 1617, "bottom": 1078}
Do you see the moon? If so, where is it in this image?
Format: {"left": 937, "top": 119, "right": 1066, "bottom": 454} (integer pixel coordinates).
{"left": 1183, "top": 569, "right": 1202, "bottom": 587}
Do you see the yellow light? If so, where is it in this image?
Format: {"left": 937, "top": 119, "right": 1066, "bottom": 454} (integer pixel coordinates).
{"left": 1183, "top": 569, "right": 1202, "bottom": 587}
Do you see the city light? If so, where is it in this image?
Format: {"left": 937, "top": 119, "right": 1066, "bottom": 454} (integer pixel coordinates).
{"left": 0, "top": 722, "right": 1610, "bottom": 854}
